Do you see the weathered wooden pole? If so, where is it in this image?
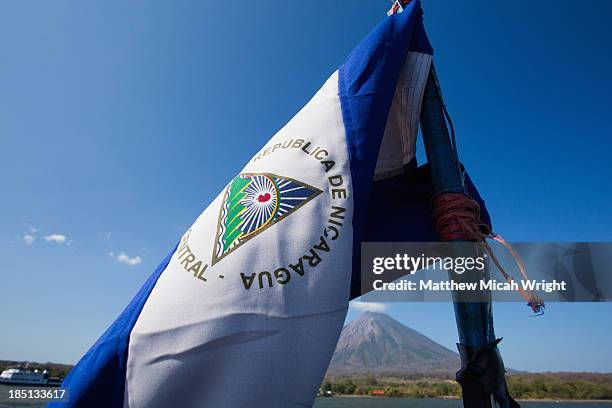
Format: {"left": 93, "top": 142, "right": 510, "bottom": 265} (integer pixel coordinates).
{"left": 420, "top": 64, "right": 519, "bottom": 408}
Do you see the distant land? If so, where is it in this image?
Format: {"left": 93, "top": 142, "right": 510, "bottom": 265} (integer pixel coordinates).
{"left": 323, "top": 312, "right": 612, "bottom": 400}
{"left": 327, "top": 311, "right": 459, "bottom": 375}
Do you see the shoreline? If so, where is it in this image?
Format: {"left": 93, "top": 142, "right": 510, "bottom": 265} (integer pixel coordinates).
{"left": 319, "top": 395, "right": 612, "bottom": 403}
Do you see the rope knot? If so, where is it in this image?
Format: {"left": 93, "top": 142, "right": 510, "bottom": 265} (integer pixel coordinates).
{"left": 432, "top": 192, "right": 545, "bottom": 315}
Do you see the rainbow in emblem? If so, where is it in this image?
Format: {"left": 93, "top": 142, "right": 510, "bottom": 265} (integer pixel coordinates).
{"left": 212, "top": 173, "right": 321, "bottom": 265}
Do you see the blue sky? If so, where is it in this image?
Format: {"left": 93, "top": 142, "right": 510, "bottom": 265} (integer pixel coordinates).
{"left": 1, "top": 0, "right": 611, "bottom": 372}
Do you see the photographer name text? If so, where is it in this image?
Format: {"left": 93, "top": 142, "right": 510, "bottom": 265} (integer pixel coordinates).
{"left": 373, "top": 279, "right": 567, "bottom": 293}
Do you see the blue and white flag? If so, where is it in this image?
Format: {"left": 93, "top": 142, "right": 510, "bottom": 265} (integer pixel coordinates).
{"left": 52, "top": 3, "right": 474, "bottom": 407}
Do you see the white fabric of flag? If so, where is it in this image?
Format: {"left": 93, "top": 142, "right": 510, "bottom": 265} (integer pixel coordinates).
{"left": 51, "top": 3, "right": 434, "bottom": 407}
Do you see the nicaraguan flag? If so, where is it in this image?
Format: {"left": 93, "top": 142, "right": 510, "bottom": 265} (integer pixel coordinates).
{"left": 52, "top": 2, "right": 488, "bottom": 407}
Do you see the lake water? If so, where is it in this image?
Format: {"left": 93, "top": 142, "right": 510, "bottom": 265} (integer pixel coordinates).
{"left": 314, "top": 398, "right": 612, "bottom": 408}
{"left": 1, "top": 385, "right": 611, "bottom": 407}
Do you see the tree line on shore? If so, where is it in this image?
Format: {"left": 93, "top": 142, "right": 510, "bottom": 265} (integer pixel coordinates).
{"left": 2, "top": 360, "right": 610, "bottom": 400}
{"left": 322, "top": 372, "right": 612, "bottom": 400}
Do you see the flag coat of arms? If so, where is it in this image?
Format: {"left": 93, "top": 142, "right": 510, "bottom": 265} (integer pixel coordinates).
{"left": 51, "top": 2, "right": 487, "bottom": 407}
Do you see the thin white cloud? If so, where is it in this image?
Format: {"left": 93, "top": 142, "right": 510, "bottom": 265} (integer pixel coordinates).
{"left": 350, "top": 301, "right": 387, "bottom": 313}
{"left": 20, "top": 225, "right": 72, "bottom": 246}
{"left": 104, "top": 232, "right": 112, "bottom": 241}
{"left": 23, "top": 234, "right": 35, "bottom": 245}
{"left": 109, "top": 251, "right": 142, "bottom": 266}
{"left": 21, "top": 224, "right": 38, "bottom": 245}
{"left": 44, "top": 234, "right": 67, "bottom": 244}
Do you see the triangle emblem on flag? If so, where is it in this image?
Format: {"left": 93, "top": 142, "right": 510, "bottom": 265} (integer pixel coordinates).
{"left": 212, "top": 173, "right": 322, "bottom": 265}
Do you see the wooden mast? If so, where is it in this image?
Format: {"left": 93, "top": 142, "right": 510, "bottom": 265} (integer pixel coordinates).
{"left": 420, "top": 63, "right": 520, "bottom": 407}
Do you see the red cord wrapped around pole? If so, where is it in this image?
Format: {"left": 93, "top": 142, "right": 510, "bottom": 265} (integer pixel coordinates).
{"left": 432, "top": 192, "right": 483, "bottom": 242}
